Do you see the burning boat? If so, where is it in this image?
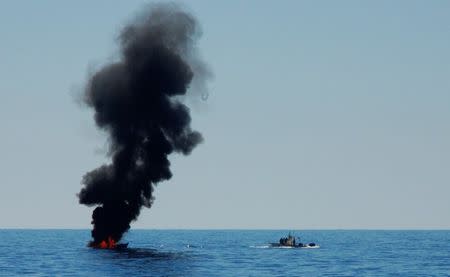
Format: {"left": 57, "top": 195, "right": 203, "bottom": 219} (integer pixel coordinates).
{"left": 89, "top": 236, "right": 128, "bottom": 250}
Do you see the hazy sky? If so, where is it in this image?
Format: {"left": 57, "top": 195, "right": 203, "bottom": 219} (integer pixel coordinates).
{"left": 0, "top": 0, "right": 449, "bottom": 229}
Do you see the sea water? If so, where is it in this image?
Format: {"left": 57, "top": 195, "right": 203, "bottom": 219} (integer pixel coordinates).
{"left": 0, "top": 230, "right": 449, "bottom": 276}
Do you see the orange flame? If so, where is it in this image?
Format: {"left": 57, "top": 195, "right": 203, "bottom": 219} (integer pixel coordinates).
{"left": 96, "top": 236, "right": 117, "bottom": 249}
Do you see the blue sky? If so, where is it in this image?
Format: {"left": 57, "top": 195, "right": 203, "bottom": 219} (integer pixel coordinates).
{"left": 0, "top": 0, "right": 449, "bottom": 229}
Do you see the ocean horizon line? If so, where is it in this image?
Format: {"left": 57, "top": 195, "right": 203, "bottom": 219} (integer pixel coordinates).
{"left": 1, "top": 227, "right": 449, "bottom": 231}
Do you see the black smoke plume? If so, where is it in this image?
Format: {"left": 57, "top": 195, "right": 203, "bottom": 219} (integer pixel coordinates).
{"left": 78, "top": 3, "right": 209, "bottom": 244}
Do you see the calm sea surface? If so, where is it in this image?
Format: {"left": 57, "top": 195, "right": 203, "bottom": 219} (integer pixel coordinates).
{"left": 0, "top": 230, "right": 449, "bottom": 276}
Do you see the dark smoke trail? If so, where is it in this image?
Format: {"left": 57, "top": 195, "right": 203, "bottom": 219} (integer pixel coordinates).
{"left": 78, "top": 3, "right": 209, "bottom": 245}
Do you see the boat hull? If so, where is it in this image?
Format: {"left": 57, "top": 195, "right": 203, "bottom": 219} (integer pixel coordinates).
{"left": 269, "top": 243, "right": 319, "bottom": 248}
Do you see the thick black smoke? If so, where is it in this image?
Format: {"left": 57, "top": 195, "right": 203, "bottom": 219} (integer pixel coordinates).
{"left": 78, "top": 3, "right": 209, "bottom": 244}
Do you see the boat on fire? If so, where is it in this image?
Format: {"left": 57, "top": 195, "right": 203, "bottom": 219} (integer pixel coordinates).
{"left": 270, "top": 233, "right": 319, "bottom": 248}
{"left": 89, "top": 236, "right": 129, "bottom": 249}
